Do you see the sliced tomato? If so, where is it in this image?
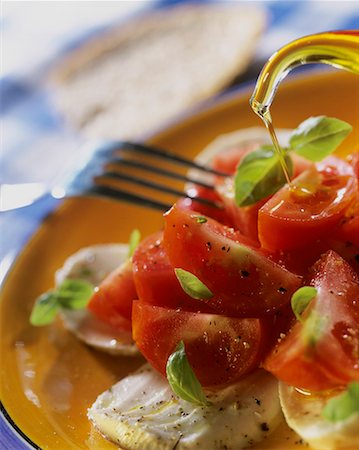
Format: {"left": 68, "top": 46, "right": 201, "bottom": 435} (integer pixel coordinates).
{"left": 347, "top": 152, "right": 359, "bottom": 179}
{"left": 163, "top": 204, "right": 302, "bottom": 317}
{"left": 339, "top": 215, "right": 359, "bottom": 247}
{"left": 132, "top": 301, "right": 270, "bottom": 387}
{"left": 264, "top": 251, "right": 359, "bottom": 391}
{"left": 132, "top": 230, "right": 214, "bottom": 312}
{"left": 291, "top": 153, "right": 315, "bottom": 179}
{"left": 210, "top": 139, "right": 264, "bottom": 241}
{"left": 210, "top": 141, "right": 259, "bottom": 175}
{"left": 215, "top": 177, "right": 266, "bottom": 242}
{"left": 178, "top": 184, "right": 233, "bottom": 226}
{"left": 213, "top": 148, "right": 314, "bottom": 243}
{"left": 258, "top": 157, "right": 358, "bottom": 252}
{"left": 87, "top": 259, "right": 135, "bottom": 330}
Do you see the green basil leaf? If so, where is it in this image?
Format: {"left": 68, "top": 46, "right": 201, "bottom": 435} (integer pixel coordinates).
{"left": 192, "top": 215, "right": 207, "bottom": 224}
{"left": 128, "top": 229, "right": 141, "bottom": 258}
{"left": 302, "top": 311, "right": 327, "bottom": 347}
{"left": 234, "top": 146, "right": 293, "bottom": 207}
{"left": 57, "top": 279, "right": 93, "bottom": 309}
{"left": 175, "top": 268, "right": 213, "bottom": 300}
{"left": 166, "top": 341, "right": 210, "bottom": 406}
{"left": 289, "top": 116, "right": 352, "bottom": 162}
{"left": 291, "top": 286, "right": 317, "bottom": 322}
{"left": 30, "top": 292, "right": 59, "bottom": 326}
{"left": 322, "top": 382, "right": 359, "bottom": 422}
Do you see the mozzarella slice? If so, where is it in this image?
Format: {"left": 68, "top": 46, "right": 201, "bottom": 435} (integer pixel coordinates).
{"left": 55, "top": 243, "right": 129, "bottom": 286}
{"left": 55, "top": 243, "right": 138, "bottom": 355}
{"left": 88, "top": 364, "right": 282, "bottom": 450}
{"left": 195, "top": 127, "right": 291, "bottom": 165}
{"left": 279, "top": 382, "right": 359, "bottom": 450}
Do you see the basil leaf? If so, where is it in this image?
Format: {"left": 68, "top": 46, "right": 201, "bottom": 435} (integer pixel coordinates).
{"left": 291, "top": 286, "right": 317, "bottom": 322}
{"left": 128, "top": 229, "right": 141, "bottom": 258}
{"left": 175, "top": 268, "right": 213, "bottom": 300}
{"left": 322, "top": 382, "right": 359, "bottom": 422}
{"left": 192, "top": 215, "right": 207, "bottom": 224}
{"left": 302, "top": 311, "right": 327, "bottom": 347}
{"left": 166, "top": 341, "right": 210, "bottom": 406}
{"left": 289, "top": 116, "right": 352, "bottom": 162}
{"left": 234, "top": 146, "right": 293, "bottom": 207}
{"left": 30, "top": 292, "right": 59, "bottom": 326}
{"left": 57, "top": 279, "right": 93, "bottom": 309}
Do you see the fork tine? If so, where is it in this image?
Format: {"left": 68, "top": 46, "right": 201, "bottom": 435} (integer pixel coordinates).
{"left": 98, "top": 171, "right": 222, "bottom": 208}
{"left": 66, "top": 140, "right": 225, "bottom": 212}
{"left": 107, "top": 158, "right": 216, "bottom": 190}
{"left": 117, "top": 141, "right": 228, "bottom": 177}
{"left": 85, "top": 185, "right": 173, "bottom": 211}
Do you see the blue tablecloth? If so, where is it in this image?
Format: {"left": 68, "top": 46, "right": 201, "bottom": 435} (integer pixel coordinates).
{"left": 1, "top": 0, "right": 359, "bottom": 280}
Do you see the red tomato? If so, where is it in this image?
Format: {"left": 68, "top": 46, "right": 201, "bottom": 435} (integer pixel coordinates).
{"left": 163, "top": 203, "right": 302, "bottom": 317}
{"left": 178, "top": 184, "right": 233, "bottom": 226}
{"left": 210, "top": 141, "right": 259, "bottom": 175}
{"left": 87, "top": 259, "right": 135, "bottom": 331}
{"left": 264, "top": 251, "right": 359, "bottom": 391}
{"left": 213, "top": 145, "right": 314, "bottom": 243}
{"left": 210, "top": 140, "right": 264, "bottom": 242}
{"left": 347, "top": 152, "right": 359, "bottom": 179}
{"left": 291, "top": 153, "right": 315, "bottom": 179}
{"left": 215, "top": 177, "right": 266, "bottom": 242}
{"left": 132, "top": 301, "right": 270, "bottom": 387}
{"left": 132, "top": 230, "right": 214, "bottom": 312}
{"left": 339, "top": 215, "right": 359, "bottom": 247}
{"left": 258, "top": 157, "right": 358, "bottom": 252}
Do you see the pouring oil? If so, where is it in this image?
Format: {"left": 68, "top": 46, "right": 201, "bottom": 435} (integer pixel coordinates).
{"left": 250, "top": 30, "right": 359, "bottom": 193}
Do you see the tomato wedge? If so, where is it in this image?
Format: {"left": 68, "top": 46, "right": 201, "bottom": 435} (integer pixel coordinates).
{"left": 87, "top": 259, "right": 135, "bottom": 330}
{"left": 264, "top": 251, "right": 359, "bottom": 391}
{"left": 213, "top": 145, "right": 314, "bottom": 243}
{"left": 340, "top": 215, "right": 359, "bottom": 247}
{"left": 178, "top": 184, "right": 233, "bottom": 226}
{"left": 132, "top": 301, "right": 270, "bottom": 387}
{"left": 163, "top": 204, "right": 302, "bottom": 317}
{"left": 132, "top": 230, "right": 214, "bottom": 312}
{"left": 258, "top": 157, "right": 358, "bottom": 252}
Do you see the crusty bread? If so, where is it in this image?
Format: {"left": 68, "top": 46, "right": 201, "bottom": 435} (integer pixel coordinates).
{"left": 49, "top": 3, "right": 266, "bottom": 140}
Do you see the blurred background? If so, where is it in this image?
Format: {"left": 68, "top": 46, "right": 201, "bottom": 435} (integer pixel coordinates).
{"left": 1, "top": 0, "right": 359, "bottom": 275}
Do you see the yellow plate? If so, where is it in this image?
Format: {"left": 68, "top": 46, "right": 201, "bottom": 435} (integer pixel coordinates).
{"left": 1, "top": 70, "right": 358, "bottom": 450}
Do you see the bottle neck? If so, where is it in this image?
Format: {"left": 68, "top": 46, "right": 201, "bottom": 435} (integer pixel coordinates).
{"left": 250, "top": 31, "right": 359, "bottom": 116}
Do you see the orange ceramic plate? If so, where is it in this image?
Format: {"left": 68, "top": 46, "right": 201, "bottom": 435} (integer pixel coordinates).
{"left": 1, "top": 70, "right": 358, "bottom": 450}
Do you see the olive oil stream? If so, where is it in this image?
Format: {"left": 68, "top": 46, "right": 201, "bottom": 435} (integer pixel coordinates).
{"left": 250, "top": 31, "right": 359, "bottom": 191}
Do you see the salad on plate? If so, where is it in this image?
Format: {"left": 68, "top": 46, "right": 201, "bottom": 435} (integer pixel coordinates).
{"left": 30, "top": 116, "right": 359, "bottom": 450}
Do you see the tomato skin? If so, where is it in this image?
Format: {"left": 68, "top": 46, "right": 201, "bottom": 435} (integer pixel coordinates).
{"left": 264, "top": 251, "right": 359, "bottom": 391}
{"left": 132, "top": 301, "right": 270, "bottom": 387}
{"left": 163, "top": 203, "right": 302, "bottom": 318}
{"left": 178, "top": 184, "right": 233, "bottom": 227}
{"left": 213, "top": 145, "right": 314, "bottom": 243}
{"left": 349, "top": 152, "right": 359, "bottom": 178}
{"left": 339, "top": 215, "right": 359, "bottom": 247}
{"left": 215, "top": 179, "right": 266, "bottom": 243}
{"left": 258, "top": 158, "right": 358, "bottom": 252}
{"left": 132, "top": 230, "right": 214, "bottom": 312}
{"left": 210, "top": 141, "right": 258, "bottom": 175}
{"left": 211, "top": 141, "right": 264, "bottom": 241}
{"left": 87, "top": 259, "right": 135, "bottom": 331}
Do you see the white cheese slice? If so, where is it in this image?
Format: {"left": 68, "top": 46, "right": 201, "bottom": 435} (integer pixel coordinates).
{"left": 55, "top": 243, "right": 138, "bottom": 355}
{"left": 88, "top": 364, "right": 282, "bottom": 450}
{"left": 279, "top": 382, "right": 359, "bottom": 450}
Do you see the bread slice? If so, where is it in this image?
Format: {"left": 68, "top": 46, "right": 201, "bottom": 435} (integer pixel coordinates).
{"left": 49, "top": 3, "right": 266, "bottom": 140}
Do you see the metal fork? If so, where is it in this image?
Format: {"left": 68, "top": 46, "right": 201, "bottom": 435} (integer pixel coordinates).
{"left": 1, "top": 140, "right": 228, "bottom": 212}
